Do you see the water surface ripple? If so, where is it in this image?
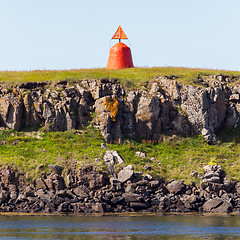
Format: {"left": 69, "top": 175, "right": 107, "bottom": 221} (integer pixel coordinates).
{"left": 0, "top": 215, "right": 240, "bottom": 239}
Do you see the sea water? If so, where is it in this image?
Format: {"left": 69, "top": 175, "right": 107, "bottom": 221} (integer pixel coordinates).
{"left": 0, "top": 214, "right": 240, "bottom": 239}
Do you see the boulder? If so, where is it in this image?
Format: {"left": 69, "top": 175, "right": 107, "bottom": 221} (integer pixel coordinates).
{"left": 203, "top": 198, "right": 232, "bottom": 213}
{"left": 110, "top": 151, "right": 124, "bottom": 163}
{"left": 16, "top": 193, "right": 27, "bottom": 203}
{"left": 144, "top": 174, "right": 153, "bottom": 181}
{"left": 122, "top": 192, "right": 143, "bottom": 202}
{"left": 166, "top": 180, "right": 186, "bottom": 194}
{"left": 24, "top": 186, "right": 35, "bottom": 197}
{"left": 44, "top": 178, "right": 54, "bottom": 190}
{"left": 111, "top": 196, "right": 123, "bottom": 205}
{"left": 136, "top": 179, "right": 149, "bottom": 186}
{"left": 117, "top": 165, "right": 134, "bottom": 183}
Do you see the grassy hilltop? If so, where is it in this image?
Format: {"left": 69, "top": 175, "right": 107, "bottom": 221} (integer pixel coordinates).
{"left": 0, "top": 67, "right": 240, "bottom": 184}
{"left": 1, "top": 67, "right": 240, "bottom": 88}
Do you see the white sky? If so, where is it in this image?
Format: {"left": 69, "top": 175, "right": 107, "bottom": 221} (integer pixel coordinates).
{"left": 0, "top": 0, "right": 240, "bottom": 71}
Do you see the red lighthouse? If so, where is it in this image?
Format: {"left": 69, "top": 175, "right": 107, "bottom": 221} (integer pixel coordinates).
{"left": 107, "top": 26, "right": 134, "bottom": 69}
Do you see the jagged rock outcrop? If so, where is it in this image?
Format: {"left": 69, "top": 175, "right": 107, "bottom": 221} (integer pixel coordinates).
{"left": 23, "top": 94, "right": 41, "bottom": 128}
{"left": 0, "top": 95, "right": 23, "bottom": 130}
{"left": 0, "top": 76, "right": 239, "bottom": 144}
{"left": 159, "top": 79, "right": 228, "bottom": 143}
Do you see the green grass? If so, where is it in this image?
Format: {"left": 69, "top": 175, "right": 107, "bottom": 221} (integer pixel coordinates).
{"left": 1, "top": 67, "right": 240, "bottom": 89}
{"left": 0, "top": 128, "right": 107, "bottom": 181}
{"left": 0, "top": 125, "right": 240, "bottom": 184}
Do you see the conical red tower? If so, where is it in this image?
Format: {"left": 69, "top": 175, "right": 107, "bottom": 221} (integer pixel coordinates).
{"left": 107, "top": 26, "right": 134, "bottom": 69}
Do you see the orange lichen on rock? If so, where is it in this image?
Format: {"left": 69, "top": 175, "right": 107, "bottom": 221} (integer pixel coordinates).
{"left": 95, "top": 96, "right": 119, "bottom": 124}
{"left": 103, "top": 96, "right": 119, "bottom": 121}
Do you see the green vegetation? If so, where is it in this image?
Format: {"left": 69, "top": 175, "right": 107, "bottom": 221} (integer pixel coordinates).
{"left": 0, "top": 67, "right": 240, "bottom": 89}
{"left": 0, "top": 125, "right": 240, "bottom": 184}
{"left": 0, "top": 67, "right": 240, "bottom": 184}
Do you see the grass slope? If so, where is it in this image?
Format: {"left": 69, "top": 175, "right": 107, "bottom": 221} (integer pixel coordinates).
{"left": 0, "top": 67, "right": 240, "bottom": 89}
{"left": 0, "top": 126, "right": 239, "bottom": 184}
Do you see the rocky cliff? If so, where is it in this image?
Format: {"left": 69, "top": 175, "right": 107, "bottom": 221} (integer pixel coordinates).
{"left": 0, "top": 75, "right": 239, "bottom": 144}
{"left": 0, "top": 163, "right": 238, "bottom": 214}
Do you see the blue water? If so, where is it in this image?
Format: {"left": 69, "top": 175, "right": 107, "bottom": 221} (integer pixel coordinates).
{"left": 0, "top": 215, "right": 240, "bottom": 239}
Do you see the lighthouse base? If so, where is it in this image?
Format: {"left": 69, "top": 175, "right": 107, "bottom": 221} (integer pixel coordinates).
{"left": 107, "top": 42, "right": 134, "bottom": 69}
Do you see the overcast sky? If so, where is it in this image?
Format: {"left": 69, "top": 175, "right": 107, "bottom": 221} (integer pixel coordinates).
{"left": 0, "top": 0, "right": 240, "bottom": 71}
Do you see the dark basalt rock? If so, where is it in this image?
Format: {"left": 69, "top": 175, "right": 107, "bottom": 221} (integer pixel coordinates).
{"left": 203, "top": 198, "right": 232, "bottom": 213}
{"left": 166, "top": 180, "right": 186, "bottom": 195}
{"left": 0, "top": 163, "right": 240, "bottom": 214}
{"left": 19, "top": 82, "right": 47, "bottom": 89}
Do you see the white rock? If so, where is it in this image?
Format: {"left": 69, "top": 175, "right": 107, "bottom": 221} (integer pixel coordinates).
{"left": 118, "top": 165, "right": 134, "bottom": 183}
{"left": 135, "top": 151, "right": 146, "bottom": 158}
{"left": 101, "top": 143, "right": 108, "bottom": 149}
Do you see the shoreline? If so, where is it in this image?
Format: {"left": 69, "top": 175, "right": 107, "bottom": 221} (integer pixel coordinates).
{"left": 0, "top": 211, "right": 239, "bottom": 217}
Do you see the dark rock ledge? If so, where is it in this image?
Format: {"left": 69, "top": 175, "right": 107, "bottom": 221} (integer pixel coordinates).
{"left": 0, "top": 162, "right": 239, "bottom": 214}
